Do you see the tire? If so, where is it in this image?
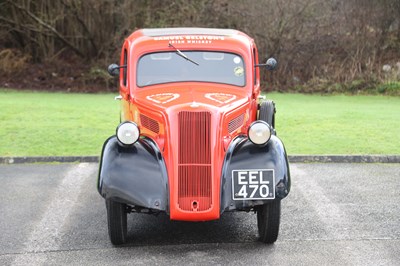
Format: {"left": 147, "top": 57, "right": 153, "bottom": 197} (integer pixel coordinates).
{"left": 106, "top": 199, "right": 128, "bottom": 245}
{"left": 259, "top": 100, "right": 276, "bottom": 130}
{"left": 256, "top": 200, "right": 281, "bottom": 244}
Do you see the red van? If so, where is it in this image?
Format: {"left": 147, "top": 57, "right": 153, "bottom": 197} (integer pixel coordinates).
{"left": 98, "top": 28, "right": 290, "bottom": 245}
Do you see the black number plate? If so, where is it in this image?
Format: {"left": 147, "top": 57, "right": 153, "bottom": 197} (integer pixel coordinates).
{"left": 232, "top": 169, "right": 275, "bottom": 200}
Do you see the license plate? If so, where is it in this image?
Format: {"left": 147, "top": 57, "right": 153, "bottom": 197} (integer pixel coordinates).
{"left": 232, "top": 169, "right": 275, "bottom": 200}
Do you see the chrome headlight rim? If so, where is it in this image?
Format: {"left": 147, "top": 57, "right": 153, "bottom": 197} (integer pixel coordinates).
{"left": 248, "top": 120, "right": 272, "bottom": 146}
{"left": 116, "top": 121, "right": 140, "bottom": 146}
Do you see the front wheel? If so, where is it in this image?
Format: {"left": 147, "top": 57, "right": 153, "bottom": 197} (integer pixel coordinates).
{"left": 106, "top": 199, "right": 128, "bottom": 245}
{"left": 256, "top": 200, "right": 281, "bottom": 244}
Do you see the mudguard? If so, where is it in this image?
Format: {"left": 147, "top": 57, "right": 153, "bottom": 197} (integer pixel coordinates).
{"left": 220, "top": 135, "right": 291, "bottom": 213}
{"left": 97, "top": 136, "right": 169, "bottom": 212}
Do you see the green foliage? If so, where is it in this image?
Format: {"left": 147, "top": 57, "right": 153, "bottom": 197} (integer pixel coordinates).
{"left": 377, "top": 82, "right": 400, "bottom": 95}
{"left": 345, "top": 79, "right": 376, "bottom": 93}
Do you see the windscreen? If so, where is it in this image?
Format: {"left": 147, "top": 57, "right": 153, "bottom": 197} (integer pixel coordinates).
{"left": 137, "top": 51, "right": 245, "bottom": 87}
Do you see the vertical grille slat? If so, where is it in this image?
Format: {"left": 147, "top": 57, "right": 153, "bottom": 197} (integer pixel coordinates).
{"left": 178, "top": 111, "right": 212, "bottom": 212}
{"left": 178, "top": 111, "right": 211, "bottom": 165}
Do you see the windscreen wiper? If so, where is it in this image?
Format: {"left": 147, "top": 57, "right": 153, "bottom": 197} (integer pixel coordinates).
{"left": 168, "top": 43, "right": 199, "bottom": 66}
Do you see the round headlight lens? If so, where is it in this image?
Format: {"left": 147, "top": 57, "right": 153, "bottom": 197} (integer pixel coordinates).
{"left": 248, "top": 121, "right": 272, "bottom": 145}
{"left": 116, "top": 121, "right": 140, "bottom": 146}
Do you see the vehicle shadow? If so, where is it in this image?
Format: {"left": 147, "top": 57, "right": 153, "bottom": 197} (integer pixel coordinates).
{"left": 125, "top": 211, "right": 259, "bottom": 246}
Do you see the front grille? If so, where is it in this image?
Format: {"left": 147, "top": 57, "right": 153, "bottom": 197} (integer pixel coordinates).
{"left": 178, "top": 111, "right": 212, "bottom": 211}
{"left": 228, "top": 113, "right": 244, "bottom": 133}
{"left": 140, "top": 114, "right": 159, "bottom": 134}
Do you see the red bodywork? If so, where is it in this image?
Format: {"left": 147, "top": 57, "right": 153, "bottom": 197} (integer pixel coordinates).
{"left": 118, "top": 28, "right": 261, "bottom": 221}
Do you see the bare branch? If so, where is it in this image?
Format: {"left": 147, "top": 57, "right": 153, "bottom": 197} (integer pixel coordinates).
{"left": 5, "top": 0, "right": 85, "bottom": 58}
{"left": 60, "top": 0, "right": 98, "bottom": 55}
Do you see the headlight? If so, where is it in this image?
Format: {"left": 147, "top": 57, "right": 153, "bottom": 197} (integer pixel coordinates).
{"left": 248, "top": 121, "right": 271, "bottom": 145}
{"left": 116, "top": 121, "right": 140, "bottom": 146}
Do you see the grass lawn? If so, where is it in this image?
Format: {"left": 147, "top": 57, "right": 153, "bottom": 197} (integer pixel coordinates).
{"left": 0, "top": 90, "right": 119, "bottom": 156}
{"left": 269, "top": 93, "right": 400, "bottom": 155}
{"left": 0, "top": 89, "right": 399, "bottom": 156}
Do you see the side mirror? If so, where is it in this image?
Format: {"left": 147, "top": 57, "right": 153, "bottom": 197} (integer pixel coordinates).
{"left": 254, "top": 57, "right": 278, "bottom": 71}
{"left": 108, "top": 63, "right": 120, "bottom": 76}
{"left": 265, "top": 58, "right": 277, "bottom": 71}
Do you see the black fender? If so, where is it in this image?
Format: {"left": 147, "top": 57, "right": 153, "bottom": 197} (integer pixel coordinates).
{"left": 220, "top": 135, "right": 291, "bottom": 213}
{"left": 97, "top": 136, "right": 169, "bottom": 212}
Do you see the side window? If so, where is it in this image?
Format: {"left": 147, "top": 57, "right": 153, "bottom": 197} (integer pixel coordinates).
{"left": 123, "top": 49, "right": 127, "bottom": 86}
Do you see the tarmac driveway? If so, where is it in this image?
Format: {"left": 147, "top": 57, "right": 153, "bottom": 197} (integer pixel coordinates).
{"left": 0, "top": 163, "right": 399, "bottom": 265}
